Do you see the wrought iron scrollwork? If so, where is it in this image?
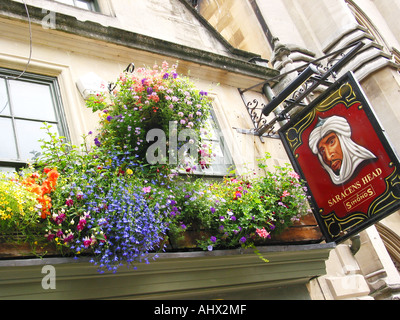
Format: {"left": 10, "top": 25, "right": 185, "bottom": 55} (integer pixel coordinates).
{"left": 238, "top": 41, "right": 365, "bottom": 140}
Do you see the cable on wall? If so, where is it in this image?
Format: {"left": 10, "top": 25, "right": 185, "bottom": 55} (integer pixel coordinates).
{"left": 1, "top": 0, "right": 33, "bottom": 81}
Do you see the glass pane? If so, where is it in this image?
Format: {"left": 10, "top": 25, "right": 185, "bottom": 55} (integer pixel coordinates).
{"left": 56, "top": 0, "right": 75, "bottom": 5}
{"left": 9, "top": 80, "right": 56, "bottom": 121}
{"left": 0, "top": 118, "right": 18, "bottom": 159}
{"left": 75, "top": 0, "right": 92, "bottom": 10}
{"left": 15, "top": 120, "right": 59, "bottom": 161}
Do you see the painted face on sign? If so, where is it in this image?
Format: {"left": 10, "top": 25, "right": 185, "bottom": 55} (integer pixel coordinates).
{"left": 317, "top": 132, "right": 343, "bottom": 175}
{"left": 309, "top": 116, "right": 376, "bottom": 185}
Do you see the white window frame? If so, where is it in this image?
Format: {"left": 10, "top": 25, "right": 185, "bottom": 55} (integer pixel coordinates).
{"left": 0, "top": 68, "right": 70, "bottom": 171}
{"left": 53, "top": 0, "right": 99, "bottom": 12}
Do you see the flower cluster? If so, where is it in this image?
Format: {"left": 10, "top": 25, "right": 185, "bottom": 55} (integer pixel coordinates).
{"left": 0, "top": 177, "right": 39, "bottom": 227}
{"left": 90, "top": 177, "right": 167, "bottom": 273}
{"left": 21, "top": 168, "right": 59, "bottom": 219}
{"left": 170, "top": 153, "right": 310, "bottom": 252}
{"left": 87, "top": 61, "right": 213, "bottom": 173}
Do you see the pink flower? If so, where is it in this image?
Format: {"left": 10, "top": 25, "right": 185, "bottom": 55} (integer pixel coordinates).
{"left": 288, "top": 171, "right": 300, "bottom": 180}
{"left": 282, "top": 190, "right": 291, "bottom": 197}
{"left": 77, "top": 218, "right": 87, "bottom": 231}
{"left": 83, "top": 236, "right": 95, "bottom": 248}
{"left": 256, "top": 228, "right": 270, "bottom": 239}
{"left": 52, "top": 212, "right": 66, "bottom": 225}
{"left": 142, "top": 186, "right": 152, "bottom": 193}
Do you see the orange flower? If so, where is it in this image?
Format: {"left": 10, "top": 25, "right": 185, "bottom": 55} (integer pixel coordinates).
{"left": 20, "top": 168, "right": 59, "bottom": 219}
{"left": 47, "top": 169, "right": 60, "bottom": 183}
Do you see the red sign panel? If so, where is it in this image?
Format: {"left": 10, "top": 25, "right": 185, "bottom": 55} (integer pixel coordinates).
{"left": 279, "top": 72, "right": 400, "bottom": 243}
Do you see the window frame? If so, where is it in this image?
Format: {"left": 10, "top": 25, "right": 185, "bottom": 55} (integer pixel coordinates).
{"left": 178, "top": 105, "right": 235, "bottom": 178}
{"left": 54, "top": 0, "right": 100, "bottom": 12}
{"left": 0, "top": 68, "right": 70, "bottom": 170}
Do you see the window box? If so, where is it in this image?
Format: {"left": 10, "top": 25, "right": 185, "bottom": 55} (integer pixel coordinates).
{"left": 0, "top": 240, "right": 333, "bottom": 300}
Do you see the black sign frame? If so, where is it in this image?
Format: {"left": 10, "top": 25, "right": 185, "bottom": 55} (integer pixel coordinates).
{"left": 279, "top": 71, "right": 400, "bottom": 243}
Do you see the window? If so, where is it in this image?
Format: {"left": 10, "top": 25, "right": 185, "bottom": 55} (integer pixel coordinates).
{"left": 0, "top": 69, "right": 69, "bottom": 171}
{"left": 54, "top": 0, "right": 99, "bottom": 12}
{"left": 182, "top": 108, "right": 234, "bottom": 177}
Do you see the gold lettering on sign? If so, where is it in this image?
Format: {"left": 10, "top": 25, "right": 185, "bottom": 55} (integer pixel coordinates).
{"left": 344, "top": 185, "right": 376, "bottom": 212}
{"left": 361, "top": 168, "right": 383, "bottom": 185}
{"left": 328, "top": 181, "right": 362, "bottom": 207}
{"left": 327, "top": 168, "right": 382, "bottom": 209}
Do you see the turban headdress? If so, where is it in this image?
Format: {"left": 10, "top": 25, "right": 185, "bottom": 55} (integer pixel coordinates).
{"left": 309, "top": 116, "right": 376, "bottom": 185}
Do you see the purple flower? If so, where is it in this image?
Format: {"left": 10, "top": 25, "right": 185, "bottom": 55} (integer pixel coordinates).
{"left": 210, "top": 236, "right": 217, "bottom": 243}
{"left": 94, "top": 137, "right": 101, "bottom": 147}
{"left": 56, "top": 229, "right": 64, "bottom": 237}
{"left": 200, "top": 90, "right": 208, "bottom": 96}
{"left": 210, "top": 207, "right": 216, "bottom": 214}
{"left": 106, "top": 115, "right": 113, "bottom": 122}
{"left": 163, "top": 73, "right": 169, "bottom": 79}
{"left": 207, "top": 245, "right": 213, "bottom": 251}
{"left": 231, "top": 216, "right": 236, "bottom": 221}
{"left": 239, "top": 237, "right": 246, "bottom": 244}
{"left": 147, "top": 87, "right": 153, "bottom": 95}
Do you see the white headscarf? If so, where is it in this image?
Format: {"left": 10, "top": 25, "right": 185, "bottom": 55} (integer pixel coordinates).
{"left": 309, "top": 116, "right": 376, "bottom": 185}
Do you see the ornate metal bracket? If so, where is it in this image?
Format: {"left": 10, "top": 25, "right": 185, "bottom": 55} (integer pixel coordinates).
{"left": 108, "top": 62, "right": 135, "bottom": 93}
{"left": 237, "top": 41, "right": 365, "bottom": 142}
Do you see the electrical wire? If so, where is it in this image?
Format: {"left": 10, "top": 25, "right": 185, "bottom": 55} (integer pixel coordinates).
{"left": 1, "top": 0, "right": 33, "bottom": 81}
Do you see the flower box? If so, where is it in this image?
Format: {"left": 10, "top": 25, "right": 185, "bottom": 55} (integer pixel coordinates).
{"left": 0, "top": 214, "right": 323, "bottom": 260}
{"left": 168, "top": 213, "right": 323, "bottom": 249}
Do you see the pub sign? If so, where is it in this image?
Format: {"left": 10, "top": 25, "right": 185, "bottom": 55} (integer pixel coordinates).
{"left": 279, "top": 72, "right": 400, "bottom": 243}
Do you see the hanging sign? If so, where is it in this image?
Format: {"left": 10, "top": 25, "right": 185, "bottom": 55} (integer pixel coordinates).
{"left": 279, "top": 71, "right": 400, "bottom": 243}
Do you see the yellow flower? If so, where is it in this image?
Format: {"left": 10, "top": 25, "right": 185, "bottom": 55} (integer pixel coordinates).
{"left": 126, "top": 168, "right": 133, "bottom": 175}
